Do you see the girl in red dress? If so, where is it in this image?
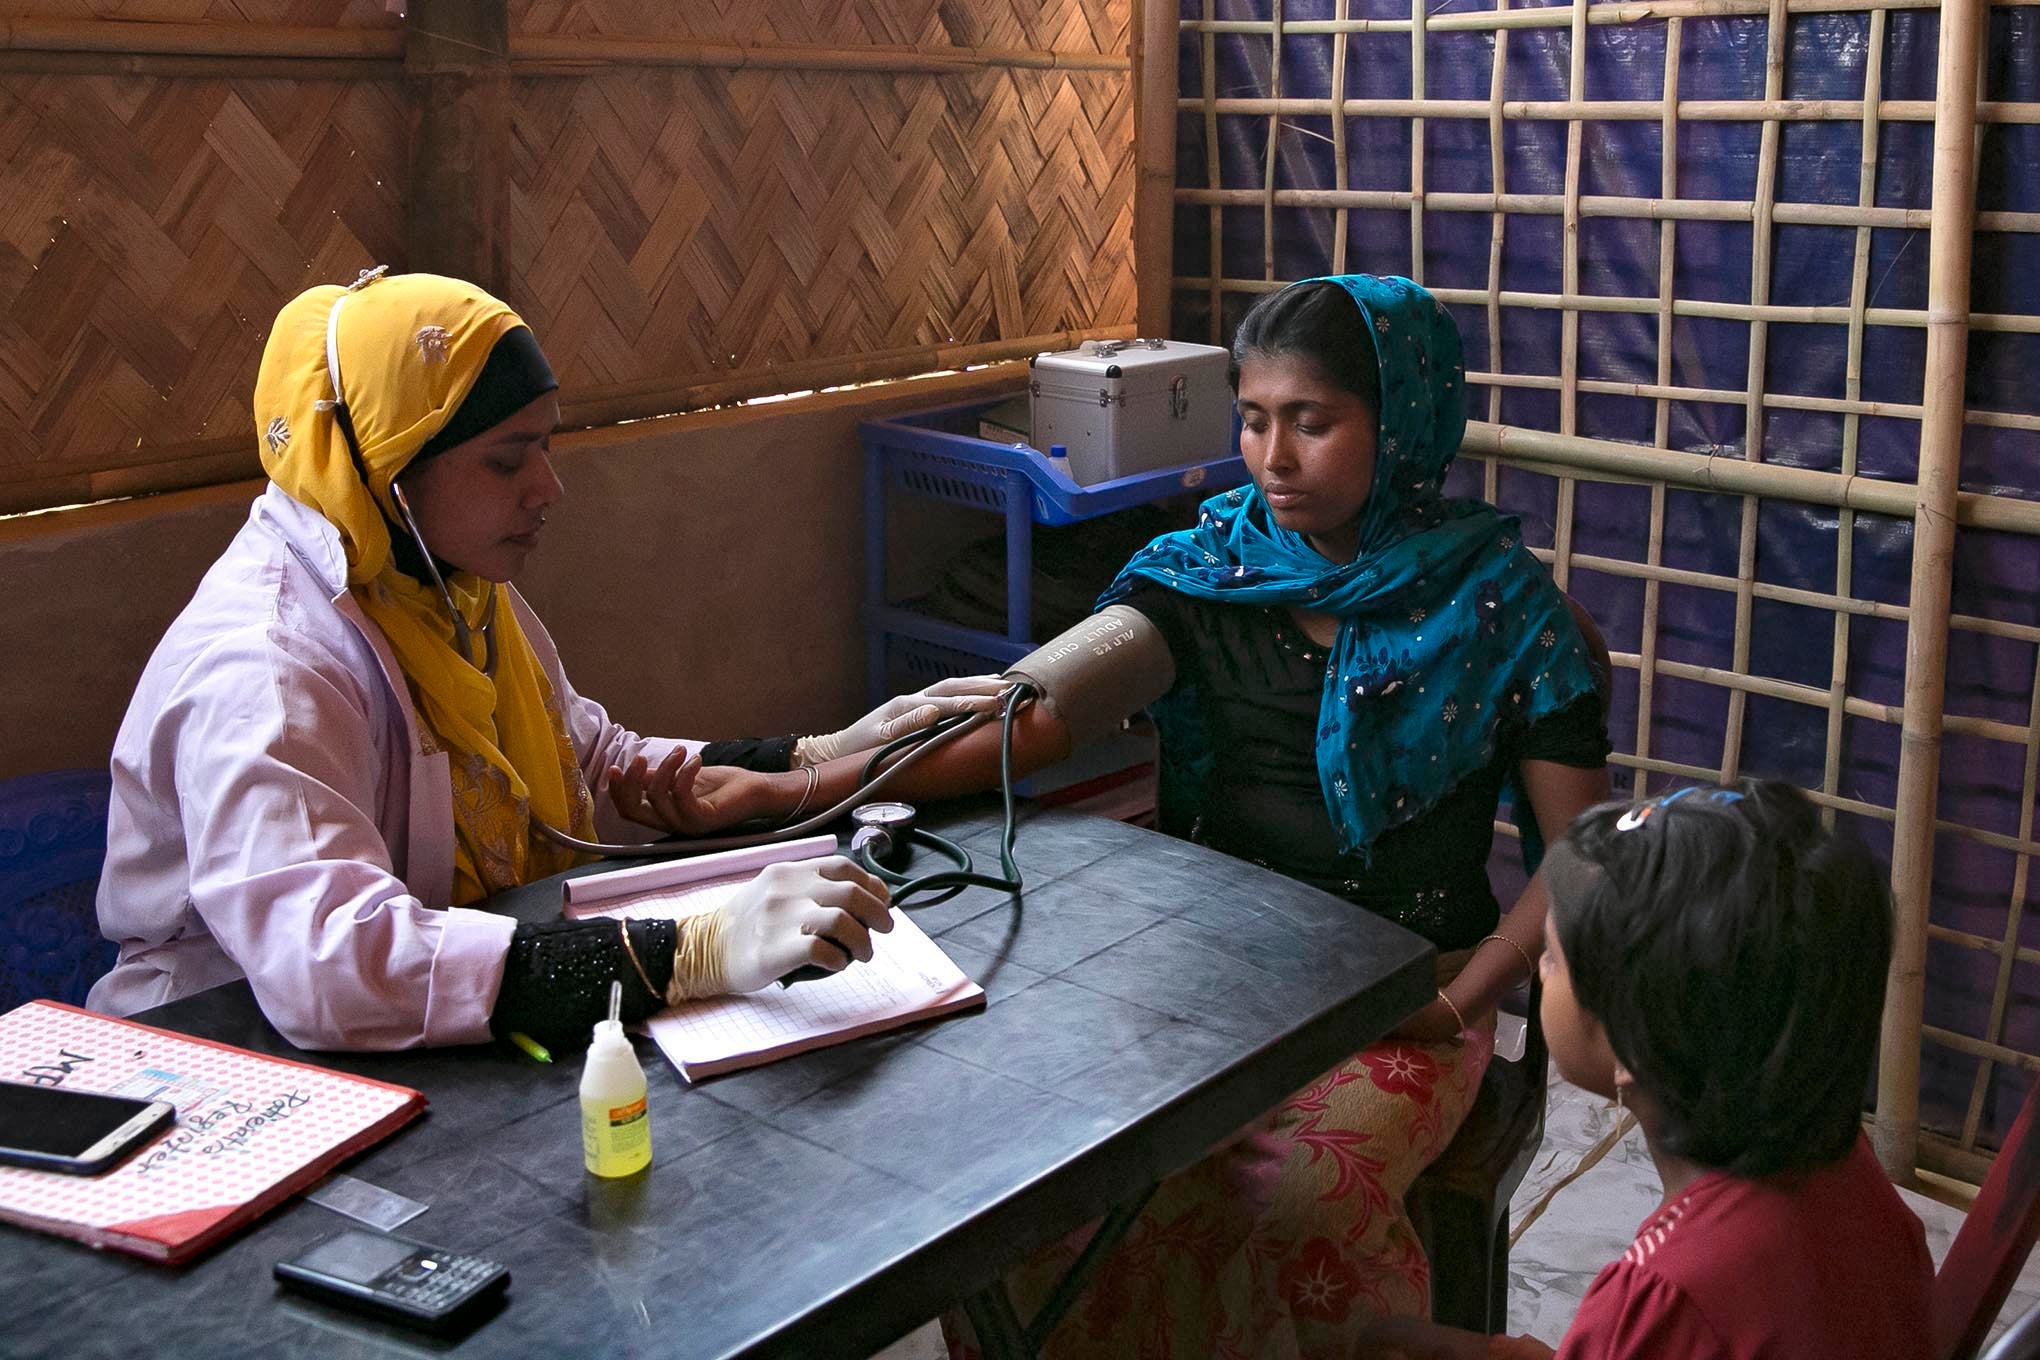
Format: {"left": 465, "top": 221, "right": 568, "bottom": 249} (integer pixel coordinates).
{"left": 1368, "top": 779, "right": 1934, "bottom": 1360}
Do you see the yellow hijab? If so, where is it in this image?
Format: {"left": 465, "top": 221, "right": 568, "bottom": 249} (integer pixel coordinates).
{"left": 255, "top": 270, "right": 594, "bottom": 904}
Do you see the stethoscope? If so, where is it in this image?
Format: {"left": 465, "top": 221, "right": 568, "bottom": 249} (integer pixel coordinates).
{"left": 322, "top": 272, "right": 1028, "bottom": 902}
{"left": 319, "top": 270, "right": 504, "bottom": 685}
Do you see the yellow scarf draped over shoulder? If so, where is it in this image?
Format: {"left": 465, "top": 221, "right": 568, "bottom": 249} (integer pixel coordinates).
{"left": 254, "top": 271, "right": 594, "bottom": 905}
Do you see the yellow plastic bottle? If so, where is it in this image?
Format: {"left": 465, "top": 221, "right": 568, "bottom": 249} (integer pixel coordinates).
{"left": 580, "top": 981, "right": 651, "bottom": 1177}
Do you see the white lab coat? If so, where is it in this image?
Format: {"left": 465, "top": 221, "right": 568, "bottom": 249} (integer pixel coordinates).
{"left": 89, "top": 484, "right": 687, "bottom": 1050}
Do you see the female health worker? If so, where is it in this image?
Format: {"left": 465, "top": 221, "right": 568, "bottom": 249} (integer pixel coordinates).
{"left": 89, "top": 269, "right": 1001, "bottom": 1052}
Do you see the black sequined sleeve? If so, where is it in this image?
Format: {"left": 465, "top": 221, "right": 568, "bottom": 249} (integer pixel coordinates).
{"left": 490, "top": 917, "right": 679, "bottom": 1053}
{"left": 698, "top": 736, "right": 797, "bottom": 772}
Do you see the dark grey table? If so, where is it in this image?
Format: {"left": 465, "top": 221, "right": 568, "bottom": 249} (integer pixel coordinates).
{"left": 0, "top": 801, "right": 1432, "bottom": 1360}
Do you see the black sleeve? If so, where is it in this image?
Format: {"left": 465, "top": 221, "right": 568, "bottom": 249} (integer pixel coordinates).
{"left": 1117, "top": 585, "right": 1193, "bottom": 679}
{"left": 698, "top": 735, "right": 797, "bottom": 771}
{"left": 490, "top": 917, "right": 679, "bottom": 1053}
{"left": 1517, "top": 692, "right": 1612, "bottom": 769}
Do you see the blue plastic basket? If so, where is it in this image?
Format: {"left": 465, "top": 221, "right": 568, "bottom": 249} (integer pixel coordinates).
{"left": 861, "top": 397, "right": 1245, "bottom": 527}
{"left": 861, "top": 394, "right": 1246, "bottom": 701}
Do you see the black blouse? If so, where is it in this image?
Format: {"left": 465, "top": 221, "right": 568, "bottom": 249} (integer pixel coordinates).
{"left": 1123, "top": 587, "right": 1609, "bottom": 950}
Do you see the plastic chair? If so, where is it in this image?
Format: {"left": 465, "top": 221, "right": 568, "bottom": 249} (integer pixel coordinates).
{"left": 1939, "top": 1078, "right": 2040, "bottom": 1360}
{"left": 0, "top": 769, "right": 116, "bottom": 1011}
{"left": 1408, "top": 594, "right": 1613, "bottom": 1333}
{"left": 1980, "top": 1298, "right": 2040, "bottom": 1360}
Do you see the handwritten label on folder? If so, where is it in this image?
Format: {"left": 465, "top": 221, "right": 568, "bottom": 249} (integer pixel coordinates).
{"left": 0, "top": 1001, "right": 422, "bottom": 1262}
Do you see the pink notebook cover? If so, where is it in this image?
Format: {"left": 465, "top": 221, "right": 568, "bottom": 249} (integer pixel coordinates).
{"left": 0, "top": 1001, "right": 424, "bottom": 1264}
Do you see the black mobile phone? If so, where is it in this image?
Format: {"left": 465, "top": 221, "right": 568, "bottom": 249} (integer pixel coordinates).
{"left": 0, "top": 1079, "right": 178, "bottom": 1175}
{"left": 275, "top": 1229, "right": 510, "bottom": 1332}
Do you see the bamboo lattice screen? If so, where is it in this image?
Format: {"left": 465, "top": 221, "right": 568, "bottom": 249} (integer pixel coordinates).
{"left": 0, "top": 0, "right": 1138, "bottom": 514}
{"left": 1152, "top": 0, "right": 2040, "bottom": 1183}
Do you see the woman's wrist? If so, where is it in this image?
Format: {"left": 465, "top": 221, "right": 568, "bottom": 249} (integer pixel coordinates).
{"left": 1477, "top": 931, "right": 1537, "bottom": 982}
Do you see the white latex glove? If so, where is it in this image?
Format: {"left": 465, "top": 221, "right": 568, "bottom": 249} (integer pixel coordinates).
{"left": 794, "top": 675, "right": 1011, "bottom": 765}
{"left": 669, "top": 857, "right": 894, "bottom": 998}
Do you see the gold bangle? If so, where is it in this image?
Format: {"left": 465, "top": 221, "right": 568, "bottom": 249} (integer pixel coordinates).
{"left": 617, "top": 919, "right": 658, "bottom": 1003}
{"left": 1479, "top": 932, "right": 1538, "bottom": 980}
{"left": 1435, "top": 989, "right": 1467, "bottom": 1033}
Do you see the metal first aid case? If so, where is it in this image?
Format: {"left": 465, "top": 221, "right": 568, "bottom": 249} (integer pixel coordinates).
{"left": 1029, "top": 338, "right": 1232, "bottom": 487}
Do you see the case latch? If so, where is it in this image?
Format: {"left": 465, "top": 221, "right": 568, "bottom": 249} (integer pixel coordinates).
{"left": 1170, "top": 374, "right": 1189, "bottom": 418}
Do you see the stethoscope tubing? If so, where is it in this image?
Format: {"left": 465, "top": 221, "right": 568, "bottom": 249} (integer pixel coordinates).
{"left": 531, "top": 685, "right": 1027, "bottom": 860}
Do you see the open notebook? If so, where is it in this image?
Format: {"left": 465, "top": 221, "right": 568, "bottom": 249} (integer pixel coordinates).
{"left": 564, "top": 837, "right": 985, "bottom": 1081}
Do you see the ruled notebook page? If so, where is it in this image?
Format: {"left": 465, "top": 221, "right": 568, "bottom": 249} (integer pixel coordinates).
{"left": 567, "top": 850, "right": 984, "bottom": 1081}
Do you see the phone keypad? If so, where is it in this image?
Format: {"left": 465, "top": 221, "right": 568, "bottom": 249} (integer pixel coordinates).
{"left": 381, "top": 1254, "right": 503, "bottom": 1311}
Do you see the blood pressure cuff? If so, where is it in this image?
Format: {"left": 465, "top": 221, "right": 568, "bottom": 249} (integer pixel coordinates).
{"left": 1002, "top": 604, "right": 1175, "bottom": 746}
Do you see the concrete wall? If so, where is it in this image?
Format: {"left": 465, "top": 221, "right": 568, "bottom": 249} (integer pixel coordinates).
{"left": 0, "top": 368, "right": 1015, "bottom": 782}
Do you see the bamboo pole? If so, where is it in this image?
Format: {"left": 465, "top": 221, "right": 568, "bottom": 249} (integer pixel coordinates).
{"left": 556, "top": 324, "right": 1136, "bottom": 431}
{"left": 1461, "top": 367, "right": 2040, "bottom": 432}
{"left": 1934, "top": 922, "right": 2040, "bottom": 972}
{"left": 1875, "top": 0, "right": 1984, "bottom": 1184}
{"left": 0, "top": 17, "right": 1127, "bottom": 75}
{"left": 1720, "top": 0, "right": 1788, "bottom": 782}
{"left": 1175, "top": 185, "right": 2040, "bottom": 233}
{"left": 1482, "top": 0, "right": 1511, "bottom": 505}
{"left": 1263, "top": 0, "right": 1285, "bottom": 287}
{"left": 1637, "top": 15, "right": 1683, "bottom": 799}
{"left": 1961, "top": 647, "right": 2040, "bottom": 1149}
{"left": 0, "top": 16, "right": 399, "bottom": 56}
{"left": 0, "top": 50, "right": 397, "bottom": 78}
{"left": 1604, "top": 749, "right": 2040, "bottom": 861}
{"left": 1331, "top": 0, "right": 1352, "bottom": 273}
{"left": 1203, "top": 0, "right": 1223, "bottom": 343}
{"left": 1554, "top": 547, "right": 2040, "bottom": 647}
{"left": 1822, "top": 5, "right": 1887, "bottom": 829}
{"left": 0, "top": 328, "right": 1135, "bottom": 516}
{"left": 1173, "top": 276, "right": 2040, "bottom": 332}
{"left": 509, "top": 34, "right": 1130, "bottom": 74}
{"left": 1551, "top": 0, "right": 1588, "bottom": 593}
{"left": 405, "top": 0, "right": 508, "bottom": 292}
{"left": 1180, "top": 95, "right": 2040, "bottom": 124}
{"left": 1182, "top": 0, "right": 2031, "bottom": 35}
{"left": 1409, "top": 0, "right": 1429, "bottom": 284}
{"left": 1134, "top": 0, "right": 1181, "bottom": 338}
{"left": 1456, "top": 422, "right": 2040, "bottom": 535}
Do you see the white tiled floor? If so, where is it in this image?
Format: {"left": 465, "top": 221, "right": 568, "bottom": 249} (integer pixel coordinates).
{"left": 872, "top": 1071, "right": 2040, "bottom": 1358}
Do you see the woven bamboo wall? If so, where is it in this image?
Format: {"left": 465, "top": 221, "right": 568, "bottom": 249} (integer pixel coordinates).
{"left": 1157, "top": 0, "right": 2040, "bottom": 1184}
{"left": 0, "top": 0, "right": 1138, "bottom": 513}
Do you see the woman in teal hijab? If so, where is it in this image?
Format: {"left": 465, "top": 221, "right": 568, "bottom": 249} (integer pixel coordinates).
{"left": 893, "top": 275, "right": 1615, "bottom": 1356}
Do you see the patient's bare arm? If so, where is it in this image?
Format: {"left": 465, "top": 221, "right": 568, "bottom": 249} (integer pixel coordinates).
{"left": 750, "top": 606, "right": 1178, "bottom": 814}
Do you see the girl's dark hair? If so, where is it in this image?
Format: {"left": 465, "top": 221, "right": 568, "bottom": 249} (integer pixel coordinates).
{"left": 1228, "top": 281, "right": 1381, "bottom": 415}
{"left": 1549, "top": 779, "right": 1892, "bottom": 1179}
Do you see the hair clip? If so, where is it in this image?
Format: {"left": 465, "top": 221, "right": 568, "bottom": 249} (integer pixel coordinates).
{"left": 1614, "top": 784, "right": 1747, "bottom": 831}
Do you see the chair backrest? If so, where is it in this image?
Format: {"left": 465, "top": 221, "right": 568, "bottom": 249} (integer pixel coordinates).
{"left": 1940, "top": 1078, "right": 2040, "bottom": 1360}
{"left": 0, "top": 768, "right": 115, "bottom": 1011}
{"left": 1981, "top": 1299, "right": 2040, "bottom": 1360}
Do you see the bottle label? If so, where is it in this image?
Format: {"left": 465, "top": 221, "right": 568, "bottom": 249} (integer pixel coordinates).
{"left": 582, "top": 1091, "right": 652, "bottom": 1176}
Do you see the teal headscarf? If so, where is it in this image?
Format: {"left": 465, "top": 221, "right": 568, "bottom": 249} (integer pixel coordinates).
{"left": 1100, "top": 274, "right": 1600, "bottom": 862}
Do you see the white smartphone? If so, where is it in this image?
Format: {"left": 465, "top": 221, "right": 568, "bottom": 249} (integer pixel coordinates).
{"left": 0, "top": 1078, "right": 177, "bottom": 1175}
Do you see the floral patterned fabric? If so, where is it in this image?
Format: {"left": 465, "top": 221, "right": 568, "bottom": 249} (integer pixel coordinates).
{"left": 945, "top": 1024, "right": 1494, "bottom": 1359}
